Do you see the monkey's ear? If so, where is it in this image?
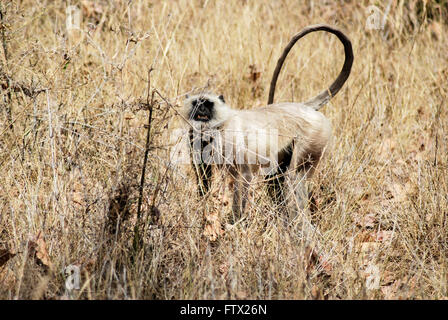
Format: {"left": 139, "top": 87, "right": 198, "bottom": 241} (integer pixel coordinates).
{"left": 218, "top": 95, "right": 225, "bottom": 103}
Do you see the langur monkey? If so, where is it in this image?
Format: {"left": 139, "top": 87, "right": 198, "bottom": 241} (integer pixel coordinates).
{"left": 183, "top": 24, "right": 353, "bottom": 224}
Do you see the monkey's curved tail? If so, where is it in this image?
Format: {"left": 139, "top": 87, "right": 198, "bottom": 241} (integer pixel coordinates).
{"left": 268, "top": 24, "right": 353, "bottom": 110}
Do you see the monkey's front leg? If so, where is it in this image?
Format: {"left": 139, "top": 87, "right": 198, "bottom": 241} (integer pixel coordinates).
{"left": 194, "top": 162, "right": 213, "bottom": 197}
{"left": 230, "top": 165, "right": 253, "bottom": 223}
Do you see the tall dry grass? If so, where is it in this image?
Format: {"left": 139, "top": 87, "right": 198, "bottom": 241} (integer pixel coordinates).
{"left": 0, "top": 0, "right": 447, "bottom": 299}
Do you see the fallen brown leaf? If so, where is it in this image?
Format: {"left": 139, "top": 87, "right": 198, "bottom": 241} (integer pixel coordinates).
{"left": 359, "top": 242, "right": 381, "bottom": 266}
{"left": 381, "top": 275, "right": 417, "bottom": 300}
{"left": 0, "top": 267, "right": 16, "bottom": 289}
{"left": 81, "top": 0, "right": 104, "bottom": 18}
{"left": 203, "top": 211, "right": 224, "bottom": 242}
{"left": 371, "top": 230, "right": 394, "bottom": 242}
{"left": 218, "top": 263, "right": 229, "bottom": 277}
{"left": 236, "top": 290, "right": 247, "bottom": 299}
{"left": 247, "top": 64, "right": 261, "bottom": 83}
{"left": 311, "top": 285, "right": 322, "bottom": 300}
{"left": 304, "top": 246, "right": 332, "bottom": 275}
{"left": 355, "top": 230, "right": 376, "bottom": 243}
{"left": 0, "top": 248, "right": 16, "bottom": 268}
{"left": 378, "top": 138, "right": 396, "bottom": 161}
{"left": 355, "top": 213, "right": 377, "bottom": 229}
{"left": 28, "top": 232, "right": 53, "bottom": 270}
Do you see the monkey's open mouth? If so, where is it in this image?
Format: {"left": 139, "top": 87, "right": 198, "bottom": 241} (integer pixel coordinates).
{"left": 194, "top": 114, "right": 210, "bottom": 121}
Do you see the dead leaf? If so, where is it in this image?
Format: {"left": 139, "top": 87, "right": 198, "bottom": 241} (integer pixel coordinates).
{"left": 203, "top": 183, "right": 230, "bottom": 241}
{"left": 0, "top": 267, "right": 16, "bottom": 289}
{"left": 387, "top": 181, "right": 416, "bottom": 202}
{"left": 381, "top": 282, "right": 396, "bottom": 299}
{"left": 70, "top": 169, "right": 85, "bottom": 207}
{"left": 28, "top": 232, "right": 53, "bottom": 270}
{"left": 81, "top": 0, "right": 104, "bottom": 18}
{"left": 371, "top": 230, "right": 394, "bottom": 242}
{"left": 236, "top": 291, "right": 247, "bottom": 299}
{"left": 360, "top": 242, "right": 380, "bottom": 253}
{"left": 428, "top": 21, "right": 442, "bottom": 41}
{"left": 359, "top": 242, "right": 381, "bottom": 266}
{"left": 381, "top": 275, "right": 416, "bottom": 300}
{"left": 0, "top": 248, "right": 16, "bottom": 267}
{"left": 405, "top": 135, "right": 432, "bottom": 163}
{"left": 318, "top": 256, "right": 333, "bottom": 274}
{"left": 218, "top": 263, "right": 229, "bottom": 277}
{"left": 363, "top": 263, "right": 381, "bottom": 290}
{"left": 247, "top": 64, "right": 261, "bottom": 83}
{"left": 311, "top": 285, "right": 322, "bottom": 300}
{"left": 355, "top": 230, "right": 376, "bottom": 243}
{"left": 379, "top": 138, "right": 396, "bottom": 161}
{"left": 381, "top": 271, "right": 395, "bottom": 286}
{"left": 203, "top": 211, "right": 224, "bottom": 242}
{"left": 355, "top": 213, "right": 377, "bottom": 229}
{"left": 31, "top": 275, "right": 50, "bottom": 300}
{"left": 304, "top": 246, "right": 332, "bottom": 275}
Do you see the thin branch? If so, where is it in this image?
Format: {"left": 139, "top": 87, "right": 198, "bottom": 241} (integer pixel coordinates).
{"left": 0, "top": 3, "right": 8, "bottom": 61}
{"left": 133, "top": 67, "right": 155, "bottom": 254}
{"left": 0, "top": 72, "right": 46, "bottom": 98}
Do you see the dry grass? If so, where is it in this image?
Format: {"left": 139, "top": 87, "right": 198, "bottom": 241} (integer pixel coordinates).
{"left": 0, "top": 0, "right": 447, "bottom": 300}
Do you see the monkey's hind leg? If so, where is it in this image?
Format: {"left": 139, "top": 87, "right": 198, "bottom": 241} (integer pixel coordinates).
{"left": 283, "top": 152, "right": 323, "bottom": 242}
{"left": 284, "top": 168, "right": 312, "bottom": 220}
{"left": 283, "top": 157, "right": 330, "bottom": 273}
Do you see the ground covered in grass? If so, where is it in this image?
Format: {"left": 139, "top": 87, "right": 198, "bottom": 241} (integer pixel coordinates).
{"left": 0, "top": 0, "right": 447, "bottom": 299}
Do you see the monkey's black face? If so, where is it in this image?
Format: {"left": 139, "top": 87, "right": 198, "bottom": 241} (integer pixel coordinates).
{"left": 189, "top": 98, "right": 215, "bottom": 122}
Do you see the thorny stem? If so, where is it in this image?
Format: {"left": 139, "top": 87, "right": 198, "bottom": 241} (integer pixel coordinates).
{"left": 0, "top": 3, "right": 8, "bottom": 61}
{"left": 133, "top": 68, "right": 154, "bottom": 254}
{"left": 0, "top": 3, "right": 12, "bottom": 128}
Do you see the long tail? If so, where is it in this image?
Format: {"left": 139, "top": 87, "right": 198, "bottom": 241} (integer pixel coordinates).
{"left": 268, "top": 24, "right": 353, "bottom": 110}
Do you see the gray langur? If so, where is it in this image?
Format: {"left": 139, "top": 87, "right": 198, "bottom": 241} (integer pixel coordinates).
{"left": 182, "top": 24, "right": 353, "bottom": 222}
